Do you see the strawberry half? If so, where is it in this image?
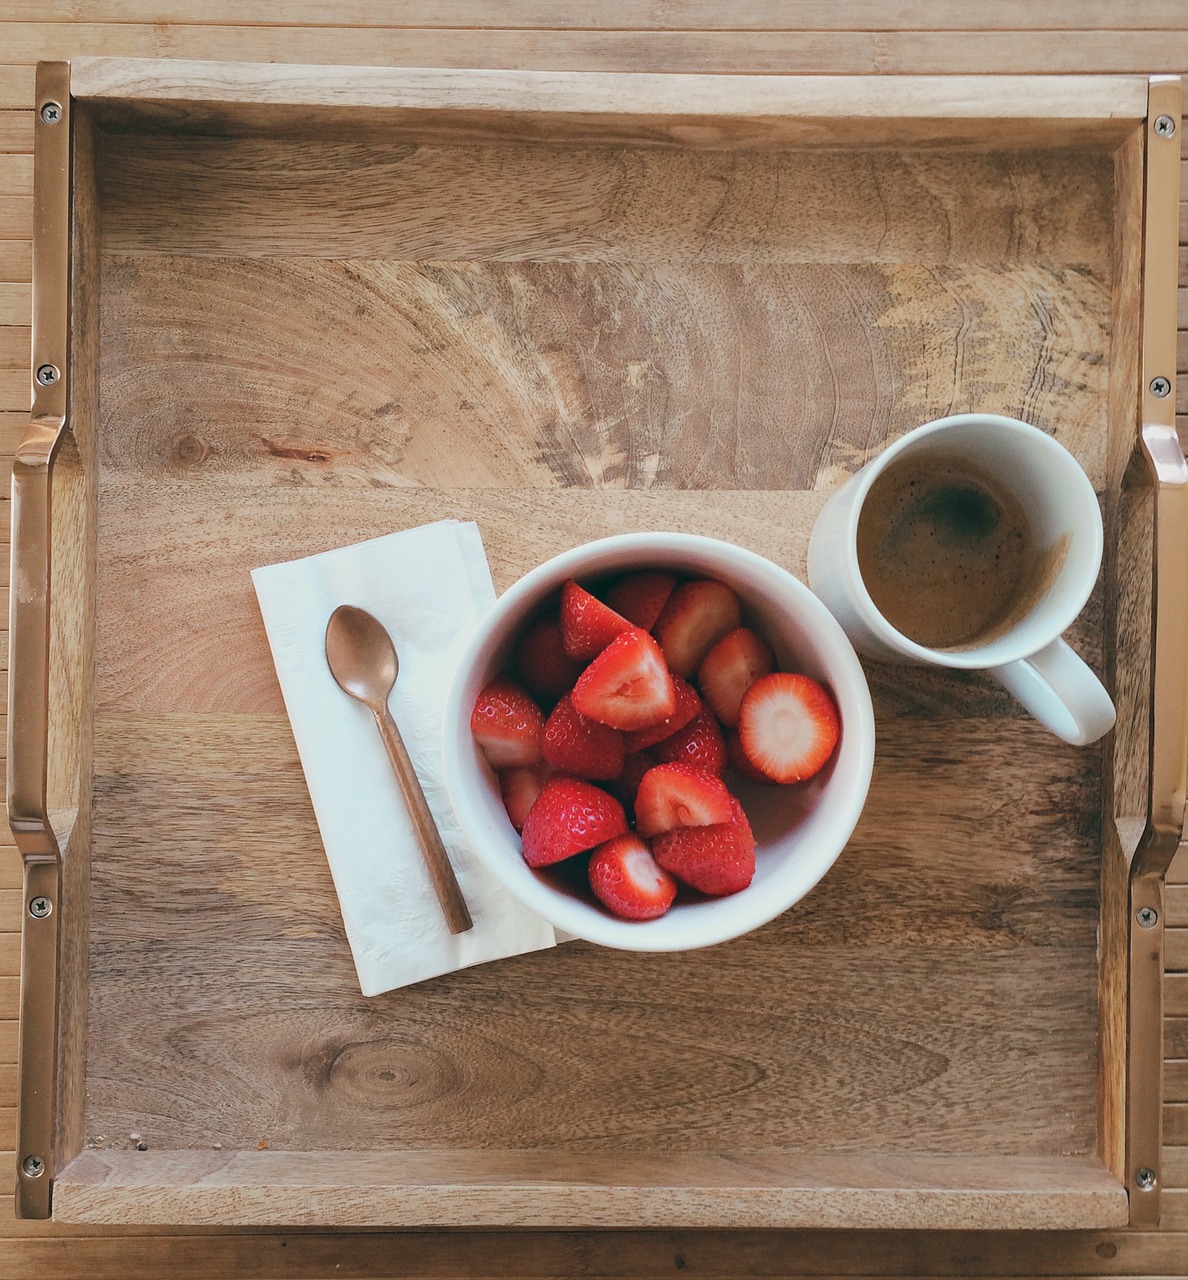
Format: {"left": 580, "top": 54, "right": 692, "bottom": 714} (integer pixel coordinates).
{"left": 515, "top": 614, "right": 583, "bottom": 701}
{"left": 653, "top": 707, "right": 727, "bottom": 777}
{"left": 521, "top": 777, "right": 628, "bottom": 868}
{"left": 698, "top": 627, "right": 776, "bottom": 728}
{"left": 571, "top": 627, "right": 676, "bottom": 731}
{"left": 499, "top": 764, "right": 553, "bottom": 832}
{"left": 633, "top": 763, "right": 733, "bottom": 839}
{"left": 560, "top": 580, "right": 633, "bottom": 662}
{"left": 605, "top": 571, "right": 677, "bottom": 632}
{"left": 588, "top": 834, "right": 677, "bottom": 921}
{"left": 652, "top": 579, "right": 741, "bottom": 678}
{"left": 623, "top": 676, "right": 701, "bottom": 752}
{"left": 652, "top": 795, "right": 756, "bottom": 896}
{"left": 541, "top": 693, "right": 625, "bottom": 781}
{"left": 737, "top": 672, "right": 840, "bottom": 784}
{"left": 470, "top": 675, "right": 545, "bottom": 769}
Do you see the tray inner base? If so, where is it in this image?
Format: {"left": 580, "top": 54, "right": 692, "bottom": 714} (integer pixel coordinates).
{"left": 83, "top": 131, "right": 1116, "bottom": 1169}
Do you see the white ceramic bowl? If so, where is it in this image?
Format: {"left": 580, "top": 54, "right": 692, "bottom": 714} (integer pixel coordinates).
{"left": 443, "top": 533, "right": 875, "bottom": 951}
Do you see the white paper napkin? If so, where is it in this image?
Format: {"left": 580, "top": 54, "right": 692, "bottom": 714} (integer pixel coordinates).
{"left": 251, "top": 520, "right": 558, "bottom": 997}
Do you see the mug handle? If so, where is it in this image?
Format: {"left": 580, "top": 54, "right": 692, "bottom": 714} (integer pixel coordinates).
{"left": 989, "top": 639, "right": 1116, "bottom": 747}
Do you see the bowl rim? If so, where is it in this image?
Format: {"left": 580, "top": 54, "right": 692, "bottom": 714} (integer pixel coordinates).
{"left": 443, "top": 532, "right": 876, "bottom": 952}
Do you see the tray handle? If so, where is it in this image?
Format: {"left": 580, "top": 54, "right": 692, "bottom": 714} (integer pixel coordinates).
{"left": 10, "top": 54, "right": 69, "bottom": 866}
{"left": 10, "top": 449, "right": 64, "bottom": 864}
{"left": 1127, "top": 74, "right": 1185, "bottom": 1229}
{"left": 8, "top": 61, "right": 71, "bottom": 1221}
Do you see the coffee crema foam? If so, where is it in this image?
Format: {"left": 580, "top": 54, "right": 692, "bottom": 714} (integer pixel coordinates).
{"left": 856, "top": 453, "right": 1061, "bottom": 651}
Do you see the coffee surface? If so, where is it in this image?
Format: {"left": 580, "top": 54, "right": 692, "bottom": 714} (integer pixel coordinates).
{"left": 856, "top": 454, "right": 1034, "bottom": 650}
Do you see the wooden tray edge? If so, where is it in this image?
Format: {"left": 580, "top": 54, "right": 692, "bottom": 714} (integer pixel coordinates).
{"left": 50, "top": 1150, "right": 1128, "bottom": 1231}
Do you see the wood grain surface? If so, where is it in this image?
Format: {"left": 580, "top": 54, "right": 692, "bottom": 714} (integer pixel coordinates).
{"left": 66, "top": 61, "right": 1148, "bottom": 150}
{"left": 96, "top": 135, "right": 1119, "bottom": 264}
{"left": 85, "top": 715, "right": 1102, "bottom": 1159}
{"left": 50, "top": 1150, "right": 1127, "bottom": 1230}
{"left": 1, "top": 1, "right": 1188, "bottom": 1275}
{"left": 1098, "top": 124, "right": 1147, "bottom": 1181}
{"left": 51, "top": 106, "right": 100, "bottom": 1178}
{"left": 69, "top": 91, "right": 1117, "bottom": 1228}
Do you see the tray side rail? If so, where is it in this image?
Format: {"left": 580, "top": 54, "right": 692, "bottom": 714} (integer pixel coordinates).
{"left": 8, "top": 61, "right": 72, "bottom": 1222}
{"left": 1127, "top": 73, "right": 1187, "bottom": 1229}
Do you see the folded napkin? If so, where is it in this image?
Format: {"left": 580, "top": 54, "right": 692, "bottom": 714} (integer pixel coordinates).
{"left": 251, "top": 520, "right": 558, "bottom": 997}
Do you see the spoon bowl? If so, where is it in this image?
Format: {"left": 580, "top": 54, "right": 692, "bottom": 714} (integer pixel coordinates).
{"left": 325, "top": 604, "right": 398, "bottom": 707}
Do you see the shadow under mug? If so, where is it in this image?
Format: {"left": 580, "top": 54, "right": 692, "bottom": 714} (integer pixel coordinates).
{"left": 806, "top": 413, "right": 1116, "bottom": 747}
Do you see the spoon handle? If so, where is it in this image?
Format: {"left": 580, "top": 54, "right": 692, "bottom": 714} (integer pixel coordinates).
{"left": 373, "top": 704, "right": 473, "bottom": 935}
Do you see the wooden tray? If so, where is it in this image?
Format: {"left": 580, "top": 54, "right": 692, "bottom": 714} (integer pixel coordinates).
{"left": 8, "top": 59, "right": 1187, "bottom": 1232}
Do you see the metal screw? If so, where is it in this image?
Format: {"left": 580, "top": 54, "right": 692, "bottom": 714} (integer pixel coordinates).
{"left": 1137, "top": 906, "right": 1158, "bottom": 929}
{"left": 21, "top": 1155, "right": 44, "bottom": 1178}
{"left": 1154, "top": 114, "right": 1177, "bottom": 138}
{"left": 39, "top": 101, "right": 61, "bottom": 125}
{"left": 28, "top": 897, "right": 51, "bottom": 919}
{"left": 35, "top": 364, "right": 59, "bottom": 387}
{"left": 1136, "top": 1166, "right": 1157, "bottom": 1191}
{"left": 1150, "top": 376, "right": 1172, "bottom": 399}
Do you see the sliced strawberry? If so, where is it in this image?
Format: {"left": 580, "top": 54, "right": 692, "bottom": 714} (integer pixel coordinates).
{"left": 541, "top": 693, "right": 625, "bottom": 781}
{"left": 605, "top": 750, "right": 658, "bottom": 811}
{"left": 521, "top": 777, "right": 628, "bottom": 868}
{"left": 499, "top": 764, "right": 553, "bottom": 832}
{"left": 698, "top": 627, "right": 776, "bottom": 728}
{"left": 571, "top": 627, "right": 676, "bottom": 731}
{"left": 652, "top": 795, "right": 756, "bottom": 896}
{"left": 588, "top": 833, "right": 677, "bottom": 921}
{"left": 633, "top": 763, "right": 733, "bottom": 839}
{"left": 560, "top": 580, "right": 633, "bottom": 662}
{"left": 470, "top": 675, "right": 545, "bottom": 769}
{"left": 515, "top": 614, "right": 583, "bottom": 701}
{"left": 653, "top": 579, "right": 742, "bottom": 678}
{"left": 737, "top": 672, "right": 840, "bottom": 784}
{"left": 605, "top": 571, "right": 677, "bottom": 632}
{"left": 623, "top": 676, "right": 701, "bottom": 752}
{"left": 653, "top": 707, "right": 727, "bottom": 777}
{"left": 725, "top": 729, "right": 776, "bottom": 785}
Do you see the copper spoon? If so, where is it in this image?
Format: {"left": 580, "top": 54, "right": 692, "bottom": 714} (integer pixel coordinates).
{"left": 325, "top": 604, "right": 473, "bottom": 935}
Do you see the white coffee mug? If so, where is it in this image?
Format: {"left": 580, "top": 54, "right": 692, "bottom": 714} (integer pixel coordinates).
{"left": 807, "top": 413, "right": 1116, "bottom": 747}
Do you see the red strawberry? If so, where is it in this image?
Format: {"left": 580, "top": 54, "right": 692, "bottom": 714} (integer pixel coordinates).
{"left": 499, "top": 764, "right": 553, "bottom": 832}
{"left": 560, "top": 580, "right": 633, "bottom": 662}
{"left": 588, "top": 834, "right": 677, "bottom": 921}
{"left": 654, "top": 707, "right": 727, "bottom": 777}
{"left": 541, "top": 693, "right": 625, "bottom": 781}
{"left": 605, "top": 571, "right": 677, "bottom": 631}
{"left": 725, "top": 729, "right": 776, "bottom": 785}
{"left": 515, "top": 614, "right": 583, "bottom": 700}
{"left": 633, "top": 763, "right": 733, "bottom": 838}
{"left": 652, "top": 795, "right": 756, "bottom": 896}
{"left": 737, "top": 672, "right": 840, "bottom": 784}
{"left": 605, "top": 750, "right": 658, "bottom": 811}
{"left": 470, "top": 675, "right": 545, "bottom": 768}
{"left": 652, "top": 579, "right": 741, "bottom": 678}
{"left": 521, "top": 777, "right": 628, "bottom": 868}
{"left": 623, "top": 676, "right": 701, "bottom": 752}
{"left": 571, "top": 627, "right": 676, "bottom": 731}
{"left": 698, "top": 627, "right": 776, "bottom": 728}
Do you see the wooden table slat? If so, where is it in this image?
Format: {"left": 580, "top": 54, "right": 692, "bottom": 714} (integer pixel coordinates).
{"left": 0, "top": 26, "right": 1186, "bottom": 74}
{"left": 0, "top": 243, "right": 31, "bottom": 284}
{"left": 1, "top": 0, "right": 1188, "bottom": 32}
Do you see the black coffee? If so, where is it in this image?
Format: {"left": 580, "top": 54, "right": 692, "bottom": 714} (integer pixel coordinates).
{"left": 856, "top": 454, "right": 1034, "bottom": 650}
